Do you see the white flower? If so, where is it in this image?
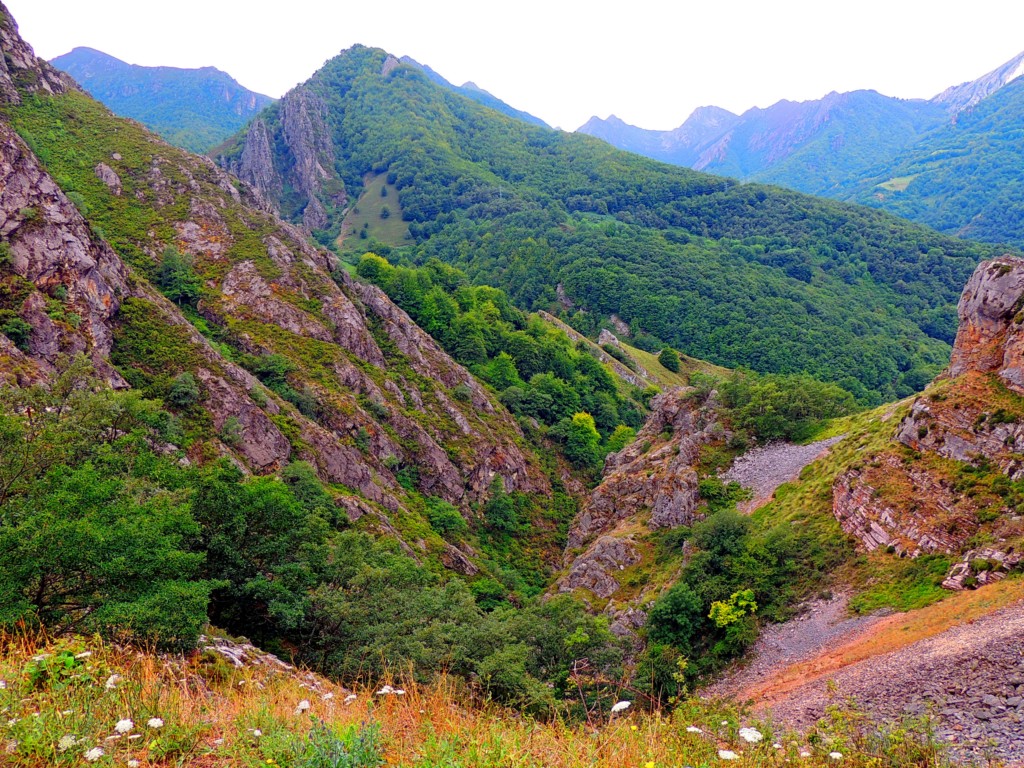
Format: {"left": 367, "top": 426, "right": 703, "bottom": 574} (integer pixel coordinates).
{"left": 322, "top": 692, "right": 334, "bottom": 700}
{"left": 718, "top": 750, "right": 739, "bottom": 760}
{"left": 114, "top": 719, "right": 133, "bottom": 734}
{"left": 376, "top": 685, "right": 394, "bottom": 695}
{"left": 610, "top": 700, "right": 631, "bottom": 713}
{"left": 57, "top": 734, "right": 77, "bottom": 752}
{"left": 295, "top": 699, "right": 311, "bottom": 714}
{"left": 147, "top": 718, "right": 163, "bottom": 729}
{"left": 252, "top": 729, "right": 262, "bottom": 738}
{"left": 721, "top": 720, "right": 729, "bottom": 726}
{"left": 829, "top": 752, "right": 843, "bottom": 760}
{"left": 686, "top": 726, "right": 702, "bottom": 734}
{"left": 213, "top": 738, "right": 224, "bottom": 745}
{"left": 6, "top": 719, "right": 17, "bottom": 727}
{"left": 774, "top": 743, "right": 783, "bottom": 749}
{"left": 128, "top": 734, "right": 141, "bottom": 740}
{"left": 394, "top": 689, "right": 406, "bottom": 695}
{"left": 75, "top": 652, "right": 92, "bottom": 659}
{"left": 104, "top": 674, "right": 121, "bottom": 690}
{"left": 739, "top": 727, "right": 764, "bottom": 743}
{"left": 344, "top": 694, "right": 357, "bottom": 705}
{"left": 0, "top": 680, "right": 6, "bottom": 689}
{"left": 84, "top": 747, "right": 105, "bottom": 762}
{"left": 800, "top": 751, "right": 812, "bottom": 758}
{"left": 128, "top": 761, "right": 140, "bottom": 768}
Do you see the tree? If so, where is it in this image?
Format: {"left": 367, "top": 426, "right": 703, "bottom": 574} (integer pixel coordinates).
{"left": 658, "top": 347, "right": 681, "bottom": 373}
{"left": 155, "top": 246, "right": 202, "bottom": 308}
{"left": 563, "top": 412, "right": 601, "bottom": 470}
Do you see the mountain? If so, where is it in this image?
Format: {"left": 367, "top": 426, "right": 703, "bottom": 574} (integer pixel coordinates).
{"left": 400, "top": 56, "right": 548, "bottom": 127}
{"left": 217, "top": 45, "right": 1000, "bottom": 404}
{"left": 577, "top": 50, "right": 1024, "bottom": 246}
{"left": 577, "top": 106, "right": 739, "bottom": 166}
{"left": 579, "top": 91, "right": 946, "bottom": 195}
{"left": 932, "top": 49, "right": 1024, "bottom": 113}
{"left": 50, "top": 46, "right": 274, "bottom": 153}
{"left": 841, "top": 75, "right": 1024, "bottom": 245}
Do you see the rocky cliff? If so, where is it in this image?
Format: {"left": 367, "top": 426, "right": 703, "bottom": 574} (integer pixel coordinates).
{"left": 0, "top": 5, "right": 547, "bottom": 573}
{"left": 831, "top": 256, "right": 1024, "bottom": 581}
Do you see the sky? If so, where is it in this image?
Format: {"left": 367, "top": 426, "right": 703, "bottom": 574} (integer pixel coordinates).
{"left": 8, "top": 0, "right": 1024, "bottom": 131}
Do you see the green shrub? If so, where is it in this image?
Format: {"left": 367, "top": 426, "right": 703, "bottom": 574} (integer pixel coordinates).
{"left": 424, "top": 496, "right": 468, "bottom": 539}
{"left": 658, "top": 347, "right": 681, "bottom": 372}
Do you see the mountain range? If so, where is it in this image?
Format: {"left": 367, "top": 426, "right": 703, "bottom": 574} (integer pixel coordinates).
{"left": 49, "top": 46, "right": 274, "bottom": 153}
{"left": 579, "top": 50, "right": 1024, "bottom": 245}
{"left": 3, "top": 4, "right": 1024, "bottom": 763}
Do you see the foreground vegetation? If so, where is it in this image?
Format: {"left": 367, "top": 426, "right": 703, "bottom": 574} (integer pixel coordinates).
{"left": 0, "top": 632, "right": 960, "bottom": 768}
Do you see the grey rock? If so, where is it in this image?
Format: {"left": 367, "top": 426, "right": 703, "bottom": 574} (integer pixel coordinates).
{"left": 93, "top": 162, "right": 121, "bottom": 195}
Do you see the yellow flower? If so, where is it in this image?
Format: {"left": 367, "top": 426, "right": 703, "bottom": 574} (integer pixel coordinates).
{"left": 646, "top": 762, "right": 656, "bottom": 768}
{"left": 631, "top": 725, "right": 638, "bottom": 731}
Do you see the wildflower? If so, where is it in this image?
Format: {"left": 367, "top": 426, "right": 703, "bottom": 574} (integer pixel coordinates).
{"left": 394, "top": 689, "right": 406, "bottom": 695}
{"left": 295, "top": 699, "right": 311, "bottom": 714}
{"left": 57, "top": 734, "right": 76, "bottom": 752}
{"left": 344, "top": 694, "right": 357, "bottom": 705}
{"left": 829, "top": 752, "right": 843, "bottom": 760}
{"left": 105, "top": 674, "right": 121, "bottom": 690}
{"left": 115, "top": 719, "right": 134, "bottom": 734}
{"left": 718, "top": 750, "right": 739, "bottom": 760}
{"left": 253, "top": 729, "right": 263, "bottom": 738}
{"left": 646, "top": 762, "right": 655, "bottom": 768}
{"left": 800, "top": 751, "right": 811, "bottom": 758}
{"left": 611, "top": 700, "right": 631, "bottom": 714}
{"left": 75, "top": 652, "right": 92, "bottom": 659}
{"left": 721, "top": 720, "right": 729, "bottom": 726}
{"left": 213, "top": 739, "right": 224, "bottom": 745}
{"left": 128, "top": 734, "right": 141, "bottom": 740}
{"left": 6, "top": 720, "right": 17, "bottom": 727}
{"left": 0, "top": 681, "right": 6, "bottom": 689}
{"left": 739, "top": 727, "right": 763, "bottom": 743}
{"left": 322, "top": 692, "right": 334, "bottom": 701}
{"left": 84, "top": 747, "right": 104, "bottom": 762}
{"left": 686, "top": 726, "right": 702, "bottom": 733}
{"left": 61, "top": 710, "right": 73, "bottom": 715}
{"left": 376, "top": 685, "right": 394, "bottom": 695}
{"left": 147, "top": 718, "right": 164, "bottom": 729}
{"left": 631, "top": 725, "right": 638, "bottom": 731}
{"left": 128, "top": 761, "right": 140, "bottom": 768}
{"left": 774, "top": 743, "right": 783, "bottom": 749}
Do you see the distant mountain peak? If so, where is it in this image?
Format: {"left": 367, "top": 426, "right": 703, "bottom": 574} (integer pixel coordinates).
{"left": 932, "top": 49, "right": 1024, "bottom": 113}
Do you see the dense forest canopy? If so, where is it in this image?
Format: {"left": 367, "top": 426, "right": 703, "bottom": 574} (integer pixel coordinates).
{"left": 217, "top": 45, "right": 1004, "bottom": 404}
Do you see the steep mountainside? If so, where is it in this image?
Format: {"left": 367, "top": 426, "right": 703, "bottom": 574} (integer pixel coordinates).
{"left": 0, "top": 7, "right": 559, "bottom": 582}
{"left": 400, "top": 56, "right": 548, "bottom": 127}
{"left": 842, "top": 77, "right": 1024, "bottom": 245}
{"left": 216, "top": 45, "right": 1000, "bottom": 404}
{"left": 50, "top": 47, "right": 274, "bottom": 153}
{"left": 581, "top": 92, "right": 943, "bottom": 196}
{"left": 579, "top": 50, "right": 1024, "bottom": 247}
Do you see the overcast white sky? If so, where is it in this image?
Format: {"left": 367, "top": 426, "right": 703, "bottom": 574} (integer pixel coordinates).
{"left": 7, "top": 0, "right": 1024, "bottom": 130}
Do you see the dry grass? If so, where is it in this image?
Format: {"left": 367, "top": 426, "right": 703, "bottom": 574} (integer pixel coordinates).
{"left": 0, "top": 632, "right": 958, "bottom": 767}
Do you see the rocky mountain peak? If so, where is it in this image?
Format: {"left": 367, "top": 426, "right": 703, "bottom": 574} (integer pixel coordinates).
{"left": 932, "top": 49, "right": 1024, "bottom": 114}
{"left": 0, "top": 2, "right": 72, "bottom": 103}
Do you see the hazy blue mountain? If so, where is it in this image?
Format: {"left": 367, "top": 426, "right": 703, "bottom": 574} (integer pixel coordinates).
{"left": 50, "top": 46, "right": 274, "bottom": 152}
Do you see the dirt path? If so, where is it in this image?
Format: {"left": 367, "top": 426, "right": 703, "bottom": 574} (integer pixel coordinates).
{"left": 722, "top": 436, "right": 844, "bottom": 512}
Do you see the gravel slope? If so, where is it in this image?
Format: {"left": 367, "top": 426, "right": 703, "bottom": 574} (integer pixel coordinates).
{"left": 722, "top": 436, "right": 845, "bottom": 512}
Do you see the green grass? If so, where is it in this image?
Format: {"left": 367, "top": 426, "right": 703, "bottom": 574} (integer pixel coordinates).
{"left": 877, "top": 175, "right": 917, "bottom": 192}
{"left": 339, "top": 174, "right": 412, "bottom": 251}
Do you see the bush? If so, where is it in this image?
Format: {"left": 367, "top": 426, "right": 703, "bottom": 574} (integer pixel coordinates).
{"left": 1, "top": 316, "right": 32, "bottom": 352}
{"left": 658, "top": 348, "right": 681, "bottom": 372}
{"left": 424, "top": 496, "right": 468, "bottom": 539}
{"left": 167, "top": 371, "right": 201, "bottom": 408}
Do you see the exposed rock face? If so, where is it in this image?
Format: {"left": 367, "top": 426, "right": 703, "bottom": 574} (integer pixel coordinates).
{"left": 237, "top": 118, "right": 280, "bottom": 202}
{"left": 558, "top": 536, "right": 640, "bottom": 598}
{"left": 832, "top": 454, "right": 976, "bottom": 557}
{"left": 568, "top": 388, "right": 720, "bottom": 551}
{"left": 0, "top": 3, "right": 70, "bottom": 104}
{"left": 93, "top": 162, "right": 121, "bottom": 195}
{"left": 896, "top": 382, "right": 1024, "bottom": 480}
{"left": 539, "top": 311, "right": 653, "bottom": 389}
{"left": 948, "top": 256, "right": 1024, "bottom": 391}
{"left": 0, "top": 122, "right": 128, "bottom": 386}
{"left": 941, "top": 547, "right": 1023, "bottom": 590}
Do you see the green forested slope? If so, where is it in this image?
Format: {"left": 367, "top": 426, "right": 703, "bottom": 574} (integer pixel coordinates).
{"left": 842, "top": 78, "right": 1024, "bottom": 246}
{"left": 218, "top": 46, "right": 1004, "bottom": 404}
